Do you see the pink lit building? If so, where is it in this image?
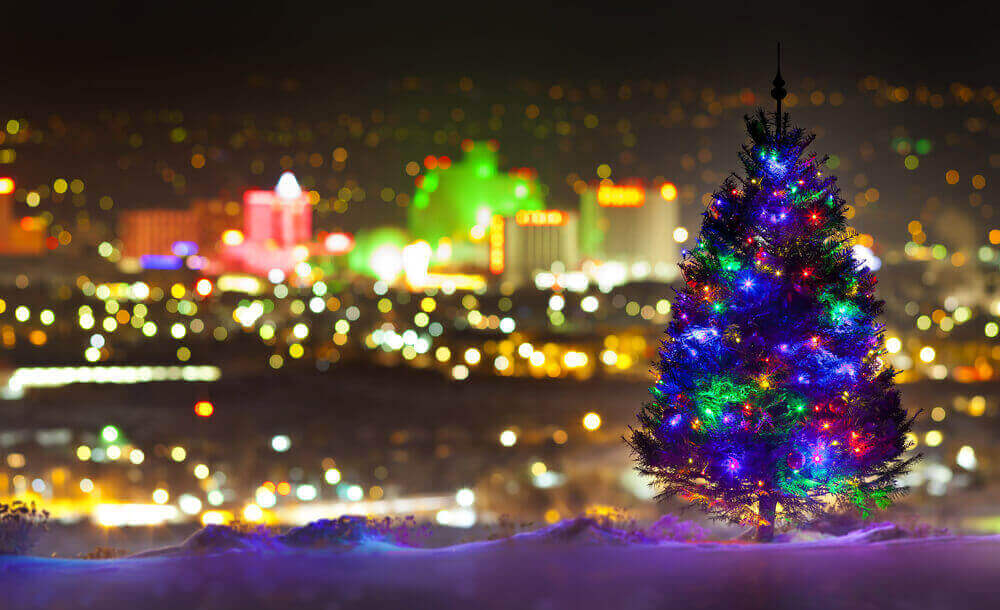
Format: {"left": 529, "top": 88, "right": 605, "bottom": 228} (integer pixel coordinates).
{"left": 218, "top": 172, "right": 315, "bottom": 275}
{"left": 243, "top": 172, "right": 311, "bottom": 247}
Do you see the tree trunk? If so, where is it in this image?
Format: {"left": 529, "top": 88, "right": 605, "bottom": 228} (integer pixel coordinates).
{"left": 756, "top": 495, "right": 777, "bottom": 542}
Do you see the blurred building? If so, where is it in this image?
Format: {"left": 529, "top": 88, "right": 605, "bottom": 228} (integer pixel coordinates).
{"left": 0, "top": 178, "right": 45, "bottom": 256}
{"left": 117, "top": 197, "right": 244, "bottom": 272}
{"left": 216, "top": 172, "right": 316, "bottom": 275}
{"left": 491, "top": 210, "right": 579, "bottom": 287}
{"left": 190, "top": 198, "right": 243, "bottom": 250}
{"left": 118, "top": 209, "right": 199, "bottom": 257}
{"left": 407, "top": 141, "right": 546, "bottom": 259}
{"left": 244, "top": 172, "right": 311, "bottom": 247}
{"left": 579, "top": 183, "right": 680, "bottom": 284}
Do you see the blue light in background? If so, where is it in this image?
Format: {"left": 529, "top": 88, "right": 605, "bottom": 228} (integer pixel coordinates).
{"left": 140, "top": 255, "right": 184, "bottom": 270}
{"left": 172, "top": 241, "right": 199, "bottom": 256}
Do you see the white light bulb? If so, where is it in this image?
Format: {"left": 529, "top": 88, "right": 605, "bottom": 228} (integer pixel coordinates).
{"left": 275, "top": 172, "right": 302, "bottom": 199}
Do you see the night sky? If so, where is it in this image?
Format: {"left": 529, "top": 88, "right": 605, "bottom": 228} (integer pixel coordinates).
{"left": 5, "top": 2, "right": 996, "bottom": 106}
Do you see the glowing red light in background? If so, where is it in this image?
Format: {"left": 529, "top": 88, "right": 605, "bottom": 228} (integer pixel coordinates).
{"left": 195, "top": 278, "right": 213, "bottom": 297}
{"left": 194, "top": 401, "right": 214, "bottom": 417}
{"left": 324, "top": 232, "right": 355, "bottom": 255}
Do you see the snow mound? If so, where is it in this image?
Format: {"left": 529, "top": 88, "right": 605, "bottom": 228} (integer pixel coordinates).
{"left": 134, "top": 524, "right": 280, "bottom": 557}
{"left": 643, "top": 514, "right": 710, "bottom": 542}
{"left": 507, "top": 517, "right": 637, "bottom": 545}
{"left": 133, "top": 516, "right": 423, "bottom": 557}
{"left": 131, "top": 516, "right": 947, "bottom": 559}
{"left": 280, "top": 516, "right": 403, "bottom": 549}
{"left": 9, "top": 532, "right": 1000, "bottom": 610}
{"left": 776, "top": 522, "right": 950, "bottom": 544}
{"left": 826, "top": 522, "right": 935, "bottom": 544}
{"left": 503, "top": 515, "right": 707, "bottom": 545}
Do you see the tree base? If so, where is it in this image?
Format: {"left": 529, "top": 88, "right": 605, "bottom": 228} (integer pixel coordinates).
{"left": 756, "top": 496, "right": 777, "bottom": 542}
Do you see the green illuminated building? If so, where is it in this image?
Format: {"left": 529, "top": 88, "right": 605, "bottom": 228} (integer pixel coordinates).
{"left": 407, "top": 142, "right": 546, "bottom": 244}
{"left": 347, "top": 226, "right": 409, "bottom": 279}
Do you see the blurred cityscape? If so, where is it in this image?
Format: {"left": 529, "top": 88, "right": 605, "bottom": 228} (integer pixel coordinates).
{"left": 1, "top": 71, "right": 998, "bottom": 546}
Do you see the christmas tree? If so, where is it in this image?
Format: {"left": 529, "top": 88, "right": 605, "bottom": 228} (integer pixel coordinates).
{"left": 628, "top": 59, "right": 916, "bottom": 541}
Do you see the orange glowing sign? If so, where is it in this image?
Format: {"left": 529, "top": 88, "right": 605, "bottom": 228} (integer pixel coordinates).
{"left": 221, "top": 230, "right": 244, "bottom": 246}
{"left": 194, "top": 401, "right": 214, "bottom": 417}
{"left": 0, "top": 177, "right": 13, "bottom": 194}
{"left": 660, "top": 182, "right": 678, "bottom": 201}
{"left": 415, "top": 273, "right": 487, "bottom": 291}
{"left": 597, "top": 185, "right": 645, "bottom": 207}
{"left": 515, "top": 210, "right": 567, "bottom": 226}
{"left": 489, "top": 214, "right": 505, "bottom": 274}
{"left": 20, "top": 217, "right": 46, "bottom": 231}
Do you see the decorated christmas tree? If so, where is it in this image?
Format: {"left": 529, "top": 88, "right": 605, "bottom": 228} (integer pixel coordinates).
{"left": 628, "top": 56, "right": 916, "bottom": 541}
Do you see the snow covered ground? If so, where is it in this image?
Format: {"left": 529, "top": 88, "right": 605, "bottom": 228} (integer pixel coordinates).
{"left": 3, "top": 519, "right": 998, "bottom": 609}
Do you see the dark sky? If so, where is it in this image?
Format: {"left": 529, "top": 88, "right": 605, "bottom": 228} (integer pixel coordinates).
{"left": 5, "top": 1, "right": 997, "bottom": 103}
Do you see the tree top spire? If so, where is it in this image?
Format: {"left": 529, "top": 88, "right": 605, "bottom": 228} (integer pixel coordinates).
{"left": 771, "top": 42, "right": 787, "bottom": 139}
